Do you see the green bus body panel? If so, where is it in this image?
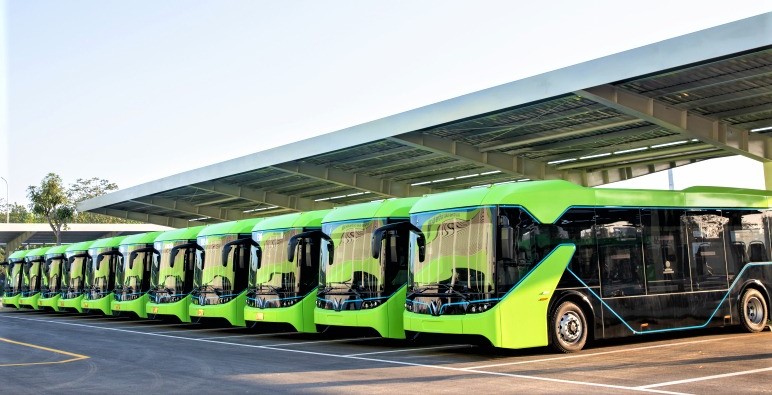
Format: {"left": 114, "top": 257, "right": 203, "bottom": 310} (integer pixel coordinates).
{"left": 89, "top": 235, "right": 128, "bottom": 249}
{"left": 82, "top": 294, "right": 112, "bottom": 315}
{"left": 322, "top": 197, "right": 420, "bottom": 223}
{"left": 121, "top": 231, "right": 164, "bottom": 246}
{"left": 45, "top": 245, "right": 70, "bottom": 256}
{"left": 145, "top": 226, "right": 206, "bottom": 323}
{"left": 315, "top": 286, "right": 408, "bottom": 339}
{"left": 8, "top": 250, "right": 29, "bottom": 260}
{"left": 24, "top": 246, "right": 52, "bottom": 259}
{"left": 403, "top": 245, "right": 576, "bottom": 348}
{"left": 410, "top": 180, "right": 772, "bottom": 224}
{"left": 198, "top": 218, "right": 264, "bottom": 237}
{"left": 59, "top": 294, "right": 84, "bottom": 313}
{"left": 245, "top": 290, "right": 317, "bottom": 332}
{"left": 189, "top": 291, "right": 248, "bottom": 327}
{"left": 148, "top": 295, "right": 192, "bottom": 323}
{"left": 65, "top": 240, "right": 96, "bottom": 253}
{"left": 252, "top": 209, "right": 331, "bottom": 232}
{"left": 154, "top": 226, "right": 207, "bottom": 242}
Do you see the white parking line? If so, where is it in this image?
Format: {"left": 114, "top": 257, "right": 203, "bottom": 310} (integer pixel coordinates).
{"left": 464, "top": 335, "right": 748, "bottom": 370}
{"left": 345, "top": 344, "right": 470, "bottom": 357}
{"left": 0, "top": 315, "right": 686, "bottom": 394}
{"left": 200, "top": 332, "right": 299, "bottom": 340}
{"left": 637, "top": 366, "right": 772, "bottom": 389}
{"left": 268, "top": 337, "right": 378, "bottom": 347}
{"left": 151, "top": 326, "right": 247, "bottom": 335}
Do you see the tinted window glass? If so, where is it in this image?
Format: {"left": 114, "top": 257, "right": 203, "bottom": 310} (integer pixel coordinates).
{"left": 596, "top": 208, "right": 644, "bottom": 297}
{"left": 641, "top": 209, "right": 690, "bottom": 294}
{"left": 684, "top": 210, "right": 728, "bottom": 290}
{"left": 552, "top": 208, "right": 598, "bottom": 287}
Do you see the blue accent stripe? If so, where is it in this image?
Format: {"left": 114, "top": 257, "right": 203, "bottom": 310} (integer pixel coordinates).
{"left": 567, "top": 262, "right": 772, "bottom": 335}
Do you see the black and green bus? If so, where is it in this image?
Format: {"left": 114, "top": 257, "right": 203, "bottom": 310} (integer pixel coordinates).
{"left": 38, "top": 244, "right": 69, "bottom": 311}
{"left": 402, "top": 180, "right": 771, "bottom": 352}
{"left": 316, "top": 197, "right": 419, "bottom": 339}
{"left": 245, "top": 209, "right": 330, "bottom": 332}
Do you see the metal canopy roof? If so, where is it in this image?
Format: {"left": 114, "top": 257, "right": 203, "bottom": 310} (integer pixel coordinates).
{"left": 79, "top": 13, "right": 772, "bottom": 228}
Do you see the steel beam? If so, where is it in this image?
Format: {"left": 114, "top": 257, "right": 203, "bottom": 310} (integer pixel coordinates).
{"left": 89, "top": 208, "right": 198, "bottom": 228}
{"left": 390, "top": 134, "right": 585, "bottom": 185}
{"left": 7, "top": 231, "right": 34, "bottom": 253}
{"left": 191, "top": 180, "right": 335, "bottom": 212}
{"left": 270, "top": 163, "right": 433, "bottom": 198}
{"left": 480, "top": 119, "right": 641, "bottom": 152}
{"left": 131, "top": 196, "right": 245, "bottom": 222}
{"left": 577, "top": 85, "right": 772, "bottom": 162}
{"left": 511, "top": 125, "right": 663, "bottom": 154}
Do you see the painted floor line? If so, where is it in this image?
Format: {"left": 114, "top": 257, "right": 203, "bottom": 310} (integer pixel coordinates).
{"left": 199, "top": 332, "right": 297, "bottom": 340}
{"left": 0, "top": 315, "right": 684, "bottom": 394}
{"left": 0, "top": 337, "right": 89, "bottom": 367}
{"left": 345, "top": 344, "right": 471, "bottom": 357}
{"left": 151, "top": 326, "right": 247, "bottom": 335}
{"left": 464, "top": 334, "right": 750, "bottom": 370}
{"left": 268, "top": 337, "right": 379, "bottom": 347}
{"left": 636, "top": 366, "right": 772, "bottom": 389}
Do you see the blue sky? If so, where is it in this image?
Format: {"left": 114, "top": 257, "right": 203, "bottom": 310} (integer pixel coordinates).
{"left": 3, "top": 1, "right": 771, "bottom": 205}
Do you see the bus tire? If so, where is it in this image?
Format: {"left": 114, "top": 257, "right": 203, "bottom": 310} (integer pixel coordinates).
{"left": 550, "top": 300, "right": 587, "bottom": 353}
{"left": 739, "top": 288, "right": 768, "bottom": 333}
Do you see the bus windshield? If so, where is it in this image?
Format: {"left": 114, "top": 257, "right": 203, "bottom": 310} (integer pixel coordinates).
{"left": 4, "top": 259, "right": 24, "bottom": 295}
{"left": 410, "top": 207, "right": 495, "bottom": 295}
{"left": 23, "top": 258, "right": 43, "bottom": 294}
{"left": 320, "top": 219, "right": 386, "bottom": 299}
{"left": 150, "top": 240, "right": 198, "bottom": 303}
{"left": 193, "top": 234, "right": 252, "bottom": 305}
{"left": 85, "top": 247, "right": 120, "bottom": 299}
{"left": 115, "top": 244, "right": 156, "bottom": 301}
{"left": 250, "top": 228, "right": 300, "bottom": 293}
{"left": 43, "top": 255, "right": 65, "bottom": 296}
{"left": 63, "top": 253, "right": 90, "bottom": 298}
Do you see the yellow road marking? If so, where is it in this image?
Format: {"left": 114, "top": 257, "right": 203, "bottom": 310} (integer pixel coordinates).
{"left": 0, "top": 337, "right": 89, "bottom": 367}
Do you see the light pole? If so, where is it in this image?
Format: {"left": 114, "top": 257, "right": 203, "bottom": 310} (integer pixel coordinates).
{"left": 0, "top": 177, "right": 8, "bottom": 223}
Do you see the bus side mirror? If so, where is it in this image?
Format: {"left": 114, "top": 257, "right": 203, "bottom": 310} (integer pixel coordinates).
{"left": 287, "top": 230, "right": 324, "bottom": 262}
{"left": 371, "top": 221, "right": 425, "bottom": 262}
{"left": 96, "top": 254, "right": 105, "bottom": 271}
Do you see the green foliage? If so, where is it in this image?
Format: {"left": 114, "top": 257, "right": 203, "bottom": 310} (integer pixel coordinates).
{"left": 27, "top": 173, "right": 75, "bottom": 245}
{"left": 68, "top": 177, "right": 134, "bottom": 223}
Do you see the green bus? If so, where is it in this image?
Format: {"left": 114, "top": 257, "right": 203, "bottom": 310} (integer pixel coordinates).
{"left": 59, "top": 240, "right": 95, "bottom": 313}
{"left": 18, "top": 246, "right": 51, "bottom": 309}
{"left": 146, "top": 226, "right": 206, "bottom": 323}
{"left": 2, "top": 249, "right": 29, "bottom": 309}
{"left": 82, "top": 236, "right": 127, "bottom": 315}
{"left": 38, "top": 244, "right": 69, "bottom": 311}
{"left": 315, "top": 197, "right": 419, "bottom": 339}
{"left": 245, "top": 210, "right": 330, "bottom": 332}
{"left": 402, "top": 180, "right": 772, "bottom": 352}
{"left": 189, "top": 218, "right": 262, "bottom": 327}
{"left": 112, "top": 231, "right": 163, "bottom": 318}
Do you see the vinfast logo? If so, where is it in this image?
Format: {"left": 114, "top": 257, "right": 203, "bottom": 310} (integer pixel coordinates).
{"left": 199, "top": 295, "right": 206, "bottom": 305}
{"left": 429, "top": 299, "right": 442, "bottom": 316}
{"left": 332, "top": 298, "right": 343, "bottom": 311}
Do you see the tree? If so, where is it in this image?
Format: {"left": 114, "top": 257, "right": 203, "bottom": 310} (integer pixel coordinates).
{"left": 27, "top": 173, "right": 74, "bottom": 245}
{"left": 68, "top": 177, "right": 135, "bottom": 223}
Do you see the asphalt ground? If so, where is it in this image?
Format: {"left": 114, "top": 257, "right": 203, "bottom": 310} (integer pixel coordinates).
{"left": 0, "top": 307, "right": 770, "bottom": 394}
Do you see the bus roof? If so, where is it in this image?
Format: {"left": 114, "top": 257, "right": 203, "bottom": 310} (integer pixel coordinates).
{"left": 45, "top": 245, "right": 70, "bottom": 256}
{"left": 65, "top": 240, "right": 96, "bottom": 253}
{"left": 323, "top": 197, "right": 420, "bottom": 223}
{"left": 24, "top": 246, "right": 52, "bottom": 258}
{"left": 198, "top": 218, "right": 263, "bottom": 237}
{"left": 88, "top": 235, "right": 128, "bottom": 249}
{"left": 8, "top": 249, "right": 30, "bottom": 260}
{"left": 120, "top": 231, "right": 164, "bottom": 246}
{"left": 410, "top": 180, "right": 772, "bottom": 223}
{"left": 154, "top": 225, "right": 207, "bottom": 242}
{"left": 252, "top": 209, "right": 331, "bottom": 232}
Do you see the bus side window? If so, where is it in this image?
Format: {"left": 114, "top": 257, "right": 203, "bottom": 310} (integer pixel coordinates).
{"left": 642, "top": 209, "right": 689, "bottom": 294}
{"left": 684, "top": 210, "right": 729, "bottom": 291}
{"left": 595, "top": 208, "right": 643, "bottom": 297}
{"left": 725, "top": 210, "right": 768, "bottom": 277}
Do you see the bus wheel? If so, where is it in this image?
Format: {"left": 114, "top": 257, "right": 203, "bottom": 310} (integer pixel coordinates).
{"left": 740, "top": 288, "right": 768, "bottom": 333}
{"left": 550, "top": 300, "right": 587, "bottom": 353}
